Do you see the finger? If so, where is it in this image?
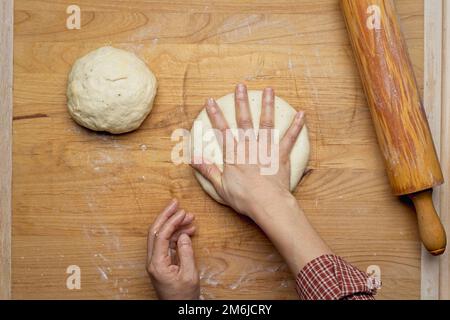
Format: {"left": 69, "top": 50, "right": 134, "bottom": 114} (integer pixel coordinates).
{"left": 180, "top": 212, "right": 195, "bottom": 227}
{"left": 190, "top": 157, "right": 223, "bottom": 192}
{"left": 177, "top": 233, "right": 197, "bottom": 276}
{"left": 147, "top": 199, "right": 179, "bottom": 262}
{"left": 205, "top": 98, "right": 228, "bottom": 146}
{"left": 259, "top": 88, "right": 275, "bottom": 159}
{"left": 260, "top": 87, "right": 275, "bottom": 131}
{"left": 235, "top": 83, "right": 253, "bottom": 130}
{"left": 205, "top": 98, "right": 237, "bottom": 160}
{"left": 169, "top": 247, "right": 178, "bottom": 266}
{"left": 259, "top": 88, "right": 275, "bottom": 143}
{"left": 235, "top": 84, "right": 256, "bottom": 162}
{"left": 280, "top": 111, "right": 305, "bottom": 162}
{"left": 151, "top": 199, "right": 179, "bottom": 233}
{"left": 169, "top": 225, "right": 197, "bottom": 248}
{"left": 152, "top": 210, "right": 187, "bottom": 267}
{"left": 168, "top": 223, "right": 195, "bottom": 264}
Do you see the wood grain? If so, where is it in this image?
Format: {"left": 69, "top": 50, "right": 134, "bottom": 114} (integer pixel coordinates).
{"left": 12, "top": 0, "right": 425, "bottom": 299}
{"left": 0, "top": 0, "right": 13, "bottom": 300}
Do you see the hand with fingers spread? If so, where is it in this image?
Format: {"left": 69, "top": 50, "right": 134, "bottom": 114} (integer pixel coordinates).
{"left": 147, "top": 199, "right": 200, "bottom": 300}
{"left": 191, "top": 84, "right": 332, "bottom": 275}
{"left": 191, "top": 84, "right": 305, "bottom": 218}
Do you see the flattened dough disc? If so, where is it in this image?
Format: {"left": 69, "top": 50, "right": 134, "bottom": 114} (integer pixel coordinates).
{"left": 191, "top": 90, "right": 310, "bottom": 204}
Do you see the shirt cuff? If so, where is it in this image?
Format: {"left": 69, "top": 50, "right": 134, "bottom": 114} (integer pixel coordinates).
{"left": 296, "top": 254, "right": 377, "bottom": 300}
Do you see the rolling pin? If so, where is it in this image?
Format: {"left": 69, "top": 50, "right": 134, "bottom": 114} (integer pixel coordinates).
{"left": 340, "top": 0, "right": 447, "bottom": 255}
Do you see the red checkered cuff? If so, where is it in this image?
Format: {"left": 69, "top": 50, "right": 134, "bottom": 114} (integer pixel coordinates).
{"left": 296, "top": 254, "right": 376, "bottom": 300}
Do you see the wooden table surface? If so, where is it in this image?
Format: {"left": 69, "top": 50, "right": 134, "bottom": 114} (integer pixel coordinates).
{"left": 12, "top": 0, "right": 424, "bottom": 299}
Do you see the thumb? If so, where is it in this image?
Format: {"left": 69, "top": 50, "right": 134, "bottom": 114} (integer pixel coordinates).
{"left": 177, "top": 233, "right": 196, "bottom": 275}
{"left": 190, "top": 157, "right": 223, "bottom": 192}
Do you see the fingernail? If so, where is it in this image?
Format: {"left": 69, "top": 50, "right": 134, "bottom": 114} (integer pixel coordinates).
{"left": 186, "top": 213, "right": 195, "bottom": 220}
{"left": 175, "top": 209, "right": 186, "bottom": 219}
{"left": 206, "top": 98, "right": 217, "bottom": 113}
{"left": 296, "top": 111, "right": 305, "bottom": 121}
{"left": 264, "top": 87, "right": 273, "bottom": 95}
{"left": 168, "top": 198, "right": 178, "bottom": 208}
{"left": 236, "top": 83, "right": 247, "bottom": 97}
{"left": 237, "top": 83, "right": 246, "bottom": 92}
{"left": 264, "top": 88, "right": 274, "bottom": 104}
{"left": 178, "top": 233, "right": 191, "bottom": 244}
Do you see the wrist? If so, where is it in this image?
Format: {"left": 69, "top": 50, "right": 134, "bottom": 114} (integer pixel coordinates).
{"left": 247, "top": 190, "right": 300, "bottom": 222}
{"left": 246, "top": 192, "right": 333, "bottom": 274}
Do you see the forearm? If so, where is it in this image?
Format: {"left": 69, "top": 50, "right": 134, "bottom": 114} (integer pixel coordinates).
{"left": 249, "top": 192, "right": 332, "bottom": 275}
{"left": 248, "top": 193, "right": 376, "bottom": 300}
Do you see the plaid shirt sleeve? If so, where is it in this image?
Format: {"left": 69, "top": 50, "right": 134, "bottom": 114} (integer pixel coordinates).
{"left": 295, "top": 254, "right": 377, "bottom": 300}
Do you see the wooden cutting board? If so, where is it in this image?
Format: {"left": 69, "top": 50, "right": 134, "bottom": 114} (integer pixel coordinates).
{"left": 11, "top": 0, "right": 424, "bottom": 299}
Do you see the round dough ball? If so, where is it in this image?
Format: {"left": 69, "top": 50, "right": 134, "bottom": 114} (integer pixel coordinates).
{"left": 191, "top": 90, "right": 310, "bottom": 204}
{"left": 67, "top": 46, "right": 157, "bottom": 134}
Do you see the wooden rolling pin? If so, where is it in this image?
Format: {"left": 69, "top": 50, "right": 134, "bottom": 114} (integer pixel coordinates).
{"left": 340, "top": 0, "right": 446, "bottom": 255}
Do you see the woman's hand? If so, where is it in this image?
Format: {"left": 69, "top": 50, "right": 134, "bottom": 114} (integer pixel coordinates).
{"left": 146, "top": 199, "right": 200, "bottom": 300}
{"left": 191, "top": 84, "right": 331, "bottom": 274}
{"left": 191, "top": 83, "right": 305, "bottom": 218}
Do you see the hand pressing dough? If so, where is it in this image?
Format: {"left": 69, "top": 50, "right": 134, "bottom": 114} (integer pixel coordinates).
{"left": 67, "top": 46, "right": 157, "bottom": 134}
{"left": 191, "top": 90, "right": 310, "bottom": 204}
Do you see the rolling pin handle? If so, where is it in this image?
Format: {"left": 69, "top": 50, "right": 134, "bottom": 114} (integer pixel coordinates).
{"left": 409, "top": 189, "right": 447, "bottom": 256}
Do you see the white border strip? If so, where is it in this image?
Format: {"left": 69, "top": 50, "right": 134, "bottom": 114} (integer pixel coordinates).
{"left": 422, "top": 0, "right": 450, "bottom": 300}
{"left": 0, "top": 0, "right": 13, "bottom": 300}
{"left": 439, "top": 0, "right": 450, "bottom": 300}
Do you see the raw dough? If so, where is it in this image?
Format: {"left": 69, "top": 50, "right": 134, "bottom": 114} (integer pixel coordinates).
{"left": 191, "top": 90, "right": 310, "bottom": 204}
{"left": 67, "top": 46, "right": 157, "bottom": 134}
